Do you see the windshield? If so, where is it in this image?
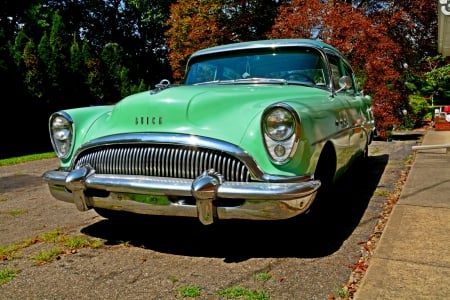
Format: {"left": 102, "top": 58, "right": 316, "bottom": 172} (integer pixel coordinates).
{"left": 184, "top": 47, "right": 328, "bottom": 87}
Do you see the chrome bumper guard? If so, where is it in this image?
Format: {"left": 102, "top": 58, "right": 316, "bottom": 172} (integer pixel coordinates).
{"left": 43, "top": 165, "right": 321, "bottom": 225}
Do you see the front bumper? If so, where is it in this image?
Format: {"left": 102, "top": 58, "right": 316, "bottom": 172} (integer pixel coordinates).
{"left": 43, "top": 165, "right": 321, "bottom": 225}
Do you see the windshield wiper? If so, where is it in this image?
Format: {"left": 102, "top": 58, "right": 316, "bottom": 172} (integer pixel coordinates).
{"left": 232, "top": 78, "right": 288, "bottom": 85}
{"left": 193, "top": 77, "right": 315, "bottom": 87}
{"left": 194, "top": 78, "right": 288, "bottom": 85}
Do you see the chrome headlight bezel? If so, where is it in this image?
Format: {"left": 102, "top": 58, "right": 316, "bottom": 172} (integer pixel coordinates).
{"left": 262, "top": 104, "right": 300, "bottom": 164}
{"left": 49, "top": 112, "right": 74, "bottom": 159}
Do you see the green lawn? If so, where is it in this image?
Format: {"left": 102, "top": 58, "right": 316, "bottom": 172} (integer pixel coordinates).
{"left": 0, "top": 152, "right": 56, "bottom": 167}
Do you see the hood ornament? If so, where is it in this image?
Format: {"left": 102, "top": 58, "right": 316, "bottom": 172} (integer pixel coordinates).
{"left": 151, "top": 79, "right": 171, "bottom": 95}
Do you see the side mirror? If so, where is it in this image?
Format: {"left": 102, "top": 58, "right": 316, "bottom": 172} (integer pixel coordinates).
{"left": 334, "top": 76, "right": 353, "bottom": 94}
{"left": 338, "top": 76, "right": 352, "bottom": 89}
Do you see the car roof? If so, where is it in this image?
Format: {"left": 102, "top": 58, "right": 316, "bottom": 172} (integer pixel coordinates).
{"left": 189, "top": 39, "right": 342, "bottom": 59}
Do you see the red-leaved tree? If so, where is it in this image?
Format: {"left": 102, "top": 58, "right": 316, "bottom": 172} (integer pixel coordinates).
{"left": 165, "top": 0, "right": 284, "bottom": 82}
{"left": 165, "top": 0, "right": 226, "bottom": 82}
{"left": 271, "top": 0, "right": 405, "bottom": 138}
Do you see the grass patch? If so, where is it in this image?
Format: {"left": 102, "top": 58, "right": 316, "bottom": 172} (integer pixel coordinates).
{"left": 0, "top": 244, "right": 24, "bottom": 261}
{"left": 0, "top": 238, "right": 36, "bottom": 260}
{"left": 0, "top": 268, "right": 16, "bottom": 285}
{"left": 31, "top": 248, "right": 64, "bottom": 264}
{"left": 0, "top": 228, "right": 103, "bottom": 263}
{"left": 168, "top": 274, "right": 178, "bottom": 283}
{"left": 177, "top": 285, "right": 201, "bottom": 298}
{"left": 0, "top": 152, "right": 56, "bottom": 167}
{"left": 64, "top": 235, "right": 103, "bottom": 249}
{"left": 254, "top": 272, "right": 272, "bottom": 281}
{"left": 37, "top": 229, "right": 104, "bottom": 250}
{"left": 0, "top": 209, "right": 28, "bottom": 216}
{"left": 337, "top": 285, "right": 348, "bottom": 298}
{"left": 405, "top": 154, "right": 415, "bottom": 165}
{"left": 373, "top": 190, "right": 391, "bottom": 197}
{"left": 0, "top": 229, "right": 104, "bottom": 286}
{"left": 38, "top": 228, "right": 66, "bottom": 244}
{"left": 218, "top": 286, "right": 269, "bottom": 299}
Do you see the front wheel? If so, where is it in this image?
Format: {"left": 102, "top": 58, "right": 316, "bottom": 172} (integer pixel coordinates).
{"left": 310, "top": 145, "right": 336, "bottom": 212}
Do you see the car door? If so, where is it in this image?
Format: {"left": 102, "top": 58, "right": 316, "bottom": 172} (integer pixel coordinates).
{"left": 326, "top": 53, "right": 367, "bottom": 160}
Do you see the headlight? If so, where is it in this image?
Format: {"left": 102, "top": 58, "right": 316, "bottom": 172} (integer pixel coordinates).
{"left": 49, "top": 112, "right": 73, "bottom": 158}
{"left": 262, "top": 104, "right": 299, "bottom": 164}
{"left": 264, "top": 107, "right": 295, "bottom": 141}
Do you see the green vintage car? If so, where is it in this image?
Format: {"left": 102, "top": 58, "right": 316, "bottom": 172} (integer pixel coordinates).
{"left": 43, "top": 39, "right": 376, "bottom": 225}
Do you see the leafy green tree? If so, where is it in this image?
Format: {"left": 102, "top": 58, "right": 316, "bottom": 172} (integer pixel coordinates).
{"left": 100, "top": 42, "right": 130, "bottom": 103}
{"left": 405, "top": 95, "right": 429, "bottom": 128}
{"left": 47, "top": 11, "right": 68, "bottom": 100}
{"left": 6, "top": 0, "right": 172, "bottom": 105}
{"left": 0, "top": 2, "right": 58, "bottom": 158}
{"left": 131, "top": 79, "right": 148, "bottom": 95}
{"left": 0, "top": 0, "right": 42, "bottom": 94}
{"left": 23, "top": 39, "right": 44, "bottom": 99}
{"left": 69, "top": 39, "right": 83, "bottom": 82}
{"left": 76, "top": 37, "right": 105, "bottom": 103}
{"left": 221, "top": 0, "right": 285, "bottom": 42}
{"left": 68, "top": 38, "right": 92, "bottom": 106}
{"left": 57, "top": 0, "right": 174, "bottom": 88}
{"left": 37, "top": 32, "right": 51, "bottom": 99}
{"left": 85, "top": 56, "right": 104, "bottom": 103}
{"left": 125, "top": 0, "right": 174, "bottom": 83}
{"left": 11, "top": 31, "right": 30, "bottom": 67}
{"left": 422, "top": 56, "right": 450, "bottom": 106}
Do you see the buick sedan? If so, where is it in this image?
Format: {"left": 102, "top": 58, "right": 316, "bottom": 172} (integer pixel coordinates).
{"left": 43, "top": 39, "right": 376, "bottom": 225}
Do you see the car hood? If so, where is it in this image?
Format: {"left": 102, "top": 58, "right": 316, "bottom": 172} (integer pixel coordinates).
{"left": 83, "top": 84, "right": 326, "bottom": 146}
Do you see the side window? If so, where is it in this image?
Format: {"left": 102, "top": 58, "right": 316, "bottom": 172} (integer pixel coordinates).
{"left": 327, "top": 53, "right": 356, "bottom": 93}
{"left": 342, "top": 62, "right": 357, "bottom": 94}
{"left": 327, "top": 54, "right": 341, "bottom": 89}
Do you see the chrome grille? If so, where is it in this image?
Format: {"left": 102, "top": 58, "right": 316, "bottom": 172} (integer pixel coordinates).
{"left": 74, "top": 145, "right": 251, "bottom": 182}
